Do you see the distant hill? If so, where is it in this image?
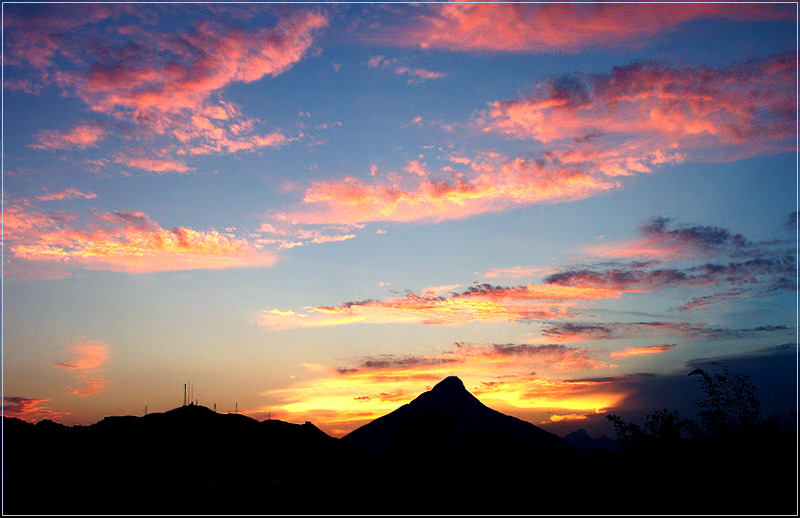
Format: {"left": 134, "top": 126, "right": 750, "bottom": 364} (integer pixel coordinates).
{"left": 343, "top": 375, "right": 568, "bottom": 456}
{"left": 563, "top": 427, "right": 620, "bottom": 453}
{"left": 3, "top": 404, "right": 358, "bottom": 515}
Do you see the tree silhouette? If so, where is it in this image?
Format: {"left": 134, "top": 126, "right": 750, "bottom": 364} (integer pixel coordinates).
{"left": 607, "top": 408, "right": 691, "bottom": 456}
{"left": 689, "top": 365, "right": 761, "bottom": 438}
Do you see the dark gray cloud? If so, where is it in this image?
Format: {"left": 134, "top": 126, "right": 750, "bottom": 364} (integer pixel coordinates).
{"left": 641, "top": 216, "right": 752, "bottom": 250}
{"left": 541, "top": 321, "right": 791, "bottom": 342}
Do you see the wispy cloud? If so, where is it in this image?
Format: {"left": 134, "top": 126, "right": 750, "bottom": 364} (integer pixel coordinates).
{"left": 609, "top": 344, "right": 676, "bottom": 359}
{"left": 35, "top": 188, "right": 98, "bottom": 202}
{"left": 29, "top": 121, "right": 109, "bottom": 151}
{"left": 366, "top": 3, "right": 791, "bottom": 53}
{"left": 257, "top": 281, "right": 634, "bottom": 330}
{"left": 540, "top": 321, "right": 790, "bottom": 344}
{"left": 260, "top": 214, "right": 795, "bottom": 330}
{"left": 5, "top": 198, "right": 277, "bottom": 278}
{"left": 483, "top": 266, "right": 555, "bottom": 279}
{"left": 114, "top": 154, "right": 192, "bottom": 174}
{"left": 54, "top": 340, "right": 113, "bottom": 397}
{"left": 3, "top": 397, "right": 68, "bottom": 422}
{"left": 272, "top": 155, "right": 615, "bottom": 226}
{"left": 367, "top": 55, "right": 444, "bottom": 84}
{"left": 584, "top": 216, "right": 756, "bottom": 259}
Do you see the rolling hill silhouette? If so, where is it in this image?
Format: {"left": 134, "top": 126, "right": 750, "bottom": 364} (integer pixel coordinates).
{"left": 4, "top": 404, "right": 358, "bottom": 514}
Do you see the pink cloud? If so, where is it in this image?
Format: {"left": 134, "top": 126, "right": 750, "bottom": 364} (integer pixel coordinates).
{"left": 35, "top": 188, "right": 98, "bottom": 202}
{"left": 78, "top": 10, "right": 328, "bottom": 117}
{"left": 5, "top": 4, "right": 134, "bottom": 68}
{"left": 30, "top": 121, "right": 109, "bottom": 150}
{"left": 114, "top": 154, "right": 191, "bottom": 174}
{"left": 367, "top": 3, "right": 791, "bottom": 53}
{"left": 54, "top": 341, "right": 113, "bottom": 397}
{"left": 4, "top": 199, "right": 277, "bottom": 277}
{"left": 272, "top": 155, "right": 616, "bottom": 226}
{"left": 481, "top": 53, "right": 795, "bottom": 175}
{"left": 3, "top": 397, "right": 68, "bottom": 422}
{"left": 4, "top": 78, "right": 42, "bottom": 95}
{"left": 11, "top": 7, "right": 326, "bottom": 163}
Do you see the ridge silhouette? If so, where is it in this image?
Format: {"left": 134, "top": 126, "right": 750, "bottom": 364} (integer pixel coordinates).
{"left": 3, "top": 375, "right": 795, "bottom": 514}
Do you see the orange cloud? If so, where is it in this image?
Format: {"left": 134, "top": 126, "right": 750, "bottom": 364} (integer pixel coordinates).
{"left": 54, "top": 341, "right": 113, "bottom": 397}
{"left": 4, "top": 199, "right": 277, "bottom": 277}
{"left": 610, "top": 344, "right": 676, "bottom": 359}
{"left": 255, "top": 343, "right": 624, "bottom": 436}
{"left": 29, "top": 121, "right": 108, "bottom": 150}
{"left": 548, "top": 413, "right": 588, "bottom": 423}
{"left": 257, "top": 281, "right": 637, "bottom": 330}
{"left": 273, "top": 155, "right": 616, "bottom": 226}
{"left": 35, "top": 188, "right": 98, "bottom": 202}
{"left": 367, "top": 3, "right": 791, "bottom": 53}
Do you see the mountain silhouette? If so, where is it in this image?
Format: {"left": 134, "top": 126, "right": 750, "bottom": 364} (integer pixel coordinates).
{"left": 563, "top": 427, "right": 620, "bottom": 453}
{"left": 4, "top": 377, "right": 795, "bottom": 514}
{"left": 343, "top": 375, "right": 567, "bottom": 457}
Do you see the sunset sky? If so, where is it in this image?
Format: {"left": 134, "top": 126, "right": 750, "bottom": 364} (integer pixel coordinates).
{"left": 3, "top": 2, "right": 797, "bottom": 437}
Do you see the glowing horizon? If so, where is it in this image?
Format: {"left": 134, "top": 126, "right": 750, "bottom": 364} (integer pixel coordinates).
{"left": 3, "top": 3, "right": 796, "bottom": 438}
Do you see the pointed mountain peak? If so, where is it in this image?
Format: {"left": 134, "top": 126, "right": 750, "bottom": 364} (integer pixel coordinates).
{"left": 422, "top": 376, "right": 477, "bottom": 404}
{"left": 411, "top": 375, "right": 483, "bottom": 411}
{"left": 431, "top": 375, "right": 466, "bottom": 392}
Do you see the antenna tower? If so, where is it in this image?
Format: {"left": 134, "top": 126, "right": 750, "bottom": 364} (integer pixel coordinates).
{"left": 184, "top": 383, "right": 187, "bottom": 406}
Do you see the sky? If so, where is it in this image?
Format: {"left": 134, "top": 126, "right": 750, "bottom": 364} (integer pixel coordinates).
{"left": 3, "top": 1, "right": 797, "bottom": 438}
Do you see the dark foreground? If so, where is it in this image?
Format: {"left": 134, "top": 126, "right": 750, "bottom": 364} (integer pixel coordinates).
{"left": 4, "top": 377, "right": 796, "bottom": 515}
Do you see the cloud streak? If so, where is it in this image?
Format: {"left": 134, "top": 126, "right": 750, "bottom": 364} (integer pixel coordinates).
{"left": 35, "top": 188, "right": 98, "bottom": 202}
{"left": 29, "top": 121, "right": 109, "bottom": 151}
{"left": 272, "top": 155, "right": 616, "bottom": 226}
{"left": 366, "top": 3, "right": 791, "bottom": 54}
{"left": 54, "top": 341, "right": 113, "bottom": 397}
{"left": 258, "top": 281, "right": 633, "bottom": 330}
{"left": 585, "top": 216, "right": 757, "bottom": 259}
{"left": 3, "top": 397, "right": 68, "bottom": 422}
{"left": 5, "top": 198, "right": 277, "bottom": 278}
{"left": 540, "top": 321, "right": 790, "bottom": 344}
